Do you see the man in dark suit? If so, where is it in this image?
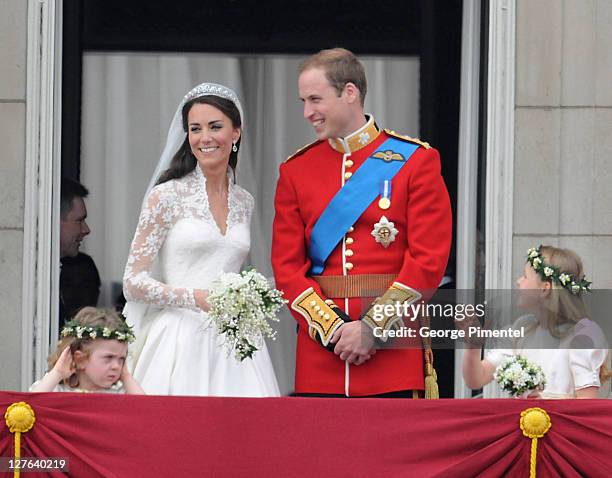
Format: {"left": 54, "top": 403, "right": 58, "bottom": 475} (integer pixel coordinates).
{"left": 59, "top": 178, "right": 100, "bottom": 331}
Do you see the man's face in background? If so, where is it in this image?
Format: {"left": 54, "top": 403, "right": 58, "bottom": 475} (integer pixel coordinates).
{"left": 60, "top": 197, "right": 90, "bottom": 257}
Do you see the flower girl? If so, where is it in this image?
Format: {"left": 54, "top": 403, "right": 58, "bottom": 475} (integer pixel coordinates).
{"left": 30, "top": 307, "right": 144, "bottom": 394}
{"left": 462, "top": 245, "right": 609, "bottom": 398}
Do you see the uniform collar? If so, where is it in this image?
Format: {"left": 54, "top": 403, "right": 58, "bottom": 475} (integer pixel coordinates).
{"left": 328, "top": 115, "right": 381, "bottom": 154}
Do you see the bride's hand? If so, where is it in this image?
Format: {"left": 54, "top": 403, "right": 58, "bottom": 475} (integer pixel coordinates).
{"left": 194, "top": 289, "right": 210, "bottom": 312}
{"left": 525, "top": 390, "right": 542, "bottom": 399}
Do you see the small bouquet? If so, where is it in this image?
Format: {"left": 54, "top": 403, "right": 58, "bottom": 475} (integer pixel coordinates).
{"left": 207, "top": 269, "right": 287, "bottom": 361}
{"left": 494, "top": 355, "right": 546, "bottom": 398}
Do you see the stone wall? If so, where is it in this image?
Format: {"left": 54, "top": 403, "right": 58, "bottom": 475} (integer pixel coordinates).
{"left": 0, "top": 0, "right": 27, "bottom": 390}
{"left": 513, "top": 0, "right": 612, "bottom": 288}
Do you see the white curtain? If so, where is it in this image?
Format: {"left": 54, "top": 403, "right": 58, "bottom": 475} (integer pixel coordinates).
{"left": 81, "top": 52, "right": 419, "bottom": 394}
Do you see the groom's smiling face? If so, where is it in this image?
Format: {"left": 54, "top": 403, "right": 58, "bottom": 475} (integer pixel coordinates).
{"left": 187, "top": 103, "right": 240, "bottom": 169}
{"left": 299, "top": 67, "right": 356, "bottom": 140}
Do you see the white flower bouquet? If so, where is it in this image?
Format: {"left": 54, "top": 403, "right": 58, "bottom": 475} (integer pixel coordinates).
{"left": 207, "top": 269, "right": 286, "bottom": 361}
{"left": 494, "top": 355, "right": 546, "bottom": 398}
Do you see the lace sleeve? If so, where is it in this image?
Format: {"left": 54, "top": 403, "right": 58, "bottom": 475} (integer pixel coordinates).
{"left": 123, "top": 183, "right": 198, "bottom": 311}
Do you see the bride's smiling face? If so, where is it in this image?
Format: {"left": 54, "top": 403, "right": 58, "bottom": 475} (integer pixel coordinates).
{"left": 187, "top": 103, "right": 240, "bottom": 170}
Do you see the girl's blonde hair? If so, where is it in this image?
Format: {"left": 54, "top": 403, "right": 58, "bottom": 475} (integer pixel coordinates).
{"left": 49, "top": 307, "right": 126, "bottom": 388}
{"left": 538, "top": 246, "right": 588, "bottom": 333}
{"left": 532, "top": 246, "right": 610, "bottom": 383}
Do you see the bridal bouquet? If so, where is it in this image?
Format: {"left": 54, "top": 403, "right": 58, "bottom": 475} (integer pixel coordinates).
{"left": 494, "top": 355, "right": 546, "bottom": 398}
{"left": 207, "top": 269, "right": 286, "bottom": 361}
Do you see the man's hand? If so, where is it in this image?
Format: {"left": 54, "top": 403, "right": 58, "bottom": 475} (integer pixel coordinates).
{"left": 330, "top": 321, "right": 376, "bottom": 366}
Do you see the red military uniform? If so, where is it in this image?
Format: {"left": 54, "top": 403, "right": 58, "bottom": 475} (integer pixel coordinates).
{"left": 272, "top": 116, "right": 452, "bottom": 396}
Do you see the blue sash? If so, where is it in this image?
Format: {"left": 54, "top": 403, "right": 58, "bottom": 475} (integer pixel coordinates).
{"left": 309, "top": 137, "right": 418, "bottom": 274}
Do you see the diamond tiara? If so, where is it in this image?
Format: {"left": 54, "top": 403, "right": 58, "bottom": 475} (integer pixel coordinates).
{"left": 183, "top": 82, "right": 239, "bottom": 108}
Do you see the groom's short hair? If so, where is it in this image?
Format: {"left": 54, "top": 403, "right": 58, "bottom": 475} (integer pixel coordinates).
{"left": 299, "top": 48, "right": 367, "bottom": 106}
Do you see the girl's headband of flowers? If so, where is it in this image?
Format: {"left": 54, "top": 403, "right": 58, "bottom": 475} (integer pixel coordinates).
{"left": 526, "top": 246, "right": 591, "bottom": 295}
{"left": 61, "top": 319, "right": 136, "bottom": 343}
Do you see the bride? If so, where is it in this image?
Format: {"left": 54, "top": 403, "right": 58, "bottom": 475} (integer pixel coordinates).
{"left": 123, "top": 82, "right": 280, "bottom": 396}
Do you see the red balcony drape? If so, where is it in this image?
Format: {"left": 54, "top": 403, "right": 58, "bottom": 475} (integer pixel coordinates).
{"left": 1, "top": 392, "right": 611, "bottom": 477}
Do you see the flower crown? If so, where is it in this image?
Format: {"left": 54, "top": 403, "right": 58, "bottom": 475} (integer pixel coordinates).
{"left": 526, "top": 246, "right": 591, "bottom": 295}
{"left": 61, "top": 319, "right": 136, "bottom": 343}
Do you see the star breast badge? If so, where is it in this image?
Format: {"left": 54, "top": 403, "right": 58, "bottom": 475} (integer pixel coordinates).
{"left": 371, "top": 216, "right": 398, "bottom": 248}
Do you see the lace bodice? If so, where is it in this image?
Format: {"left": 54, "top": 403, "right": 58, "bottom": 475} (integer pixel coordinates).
{"left": 123, "top": 166, "right": 253, "bottom": 311}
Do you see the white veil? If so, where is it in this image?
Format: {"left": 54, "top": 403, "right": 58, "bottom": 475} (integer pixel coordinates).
{"left": 125, "top": 82, "right": 245, "bottom": 365}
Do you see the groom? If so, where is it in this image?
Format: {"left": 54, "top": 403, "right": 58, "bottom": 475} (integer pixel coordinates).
{"left": 272, "top": 48, "right": 452, "bottom": 397}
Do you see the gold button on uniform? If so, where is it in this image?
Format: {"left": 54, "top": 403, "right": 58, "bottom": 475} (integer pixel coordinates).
{"left": 345, "top": 237, "right": 354, "bottom": 245}
{"left": 345, "top": 262, "right": 354, "bottom": 271}
{"left": 345, "top": 249, "right": 354, "bottom": 257}
{"left": 345, "top": 159, "right": 354, "bottom": 168}
{"left": 344, "top": 172, "right": 353, "bottom": 179}
{"left": 348, "top": 226, "right": 354, "bottom": 232}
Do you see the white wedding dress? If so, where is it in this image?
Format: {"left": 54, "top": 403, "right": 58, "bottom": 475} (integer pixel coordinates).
{"left": 123, "top": 166, "right": 280, "bottom": 396}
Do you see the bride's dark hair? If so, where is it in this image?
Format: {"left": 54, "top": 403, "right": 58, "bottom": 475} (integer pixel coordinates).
{"left": 156, "top": 95, "right": 242, "bottom": 185}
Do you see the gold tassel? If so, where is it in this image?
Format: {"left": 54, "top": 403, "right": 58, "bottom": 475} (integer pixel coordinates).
{"left": 419, "top": 309, "right": 439, "bottom": 400}
{"left": 520, "top": 407, "right": 551, "bottom": 478}
{"left": 424, "top": 362, "right": 439, "bottom": 399}
{"left": 4, "top": 402, "right": 36, "bottom": 478}
{"left": 424, "top": 363, "right": 439, "bottom": 399}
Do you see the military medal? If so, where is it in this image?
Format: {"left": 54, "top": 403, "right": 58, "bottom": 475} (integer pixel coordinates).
{"left": 378, "top": 197, "right": 390, "bottom": 209}
{"left": 378, "top": 180, "right": 391, "bottom": 210}
{"left": 371, "top": 216, "right": 398, "bottom": 248}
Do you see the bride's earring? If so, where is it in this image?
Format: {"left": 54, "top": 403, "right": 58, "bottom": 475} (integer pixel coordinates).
{"left": 232, "top": 142, "right": 238, "bottom": 153}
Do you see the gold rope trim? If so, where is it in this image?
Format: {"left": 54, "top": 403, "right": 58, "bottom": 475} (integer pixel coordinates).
{"left": 419, "top": 314, "right": 438, "bottom": 399}
{"left": 520, "top": 407, "right": 551, "bottom": 478}
{"left": 4, "top": 402, "right": 36, "bottom": 478}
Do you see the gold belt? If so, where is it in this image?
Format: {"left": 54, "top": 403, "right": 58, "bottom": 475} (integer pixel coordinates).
{"left": 312, "top": 274, "right": 396, "bottom": 298}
